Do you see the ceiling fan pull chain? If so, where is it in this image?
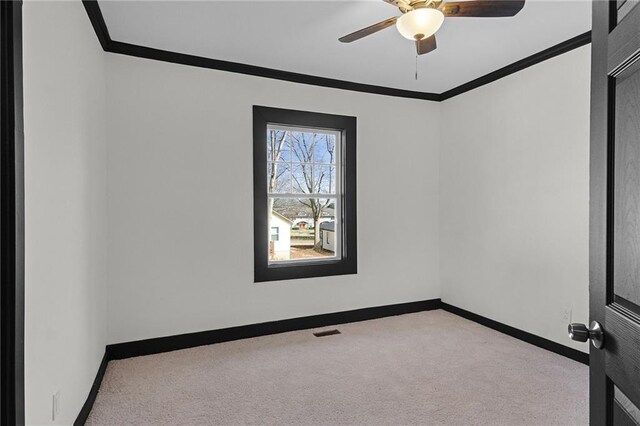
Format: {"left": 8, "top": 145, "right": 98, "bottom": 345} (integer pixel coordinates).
{"left": 415, "top": 54, "right": 418, "bottom": 80}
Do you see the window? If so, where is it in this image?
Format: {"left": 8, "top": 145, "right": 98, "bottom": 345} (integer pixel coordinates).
{"left": 268, "top": 126, "right": 340, "bottom": 262}
{"left": 253, "top": 106, "right": 357, "bottom": 282}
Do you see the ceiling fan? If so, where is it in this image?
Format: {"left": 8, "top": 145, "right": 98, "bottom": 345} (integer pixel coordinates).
{"left": 339, "top": 0, "right": 526, "bottom": 56}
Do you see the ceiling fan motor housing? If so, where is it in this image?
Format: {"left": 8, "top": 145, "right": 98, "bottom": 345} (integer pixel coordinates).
{"left": 399, "top": 0, "right": 444, "bottom": 13}
{"left": 396, "top": 7, "right": 445, "bottom": 41}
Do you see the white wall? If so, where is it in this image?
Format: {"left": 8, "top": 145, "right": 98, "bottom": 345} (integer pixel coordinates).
{"left": 106, "top": 54, "right": 441, "bottom": 344}
{"left": 439, "top": 46, "right": 591, "bottom": 352}
{"left": 23, "top": 1, "right": 108, "bottom": 424}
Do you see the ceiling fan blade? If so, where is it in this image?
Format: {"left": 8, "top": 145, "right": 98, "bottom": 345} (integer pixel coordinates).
{"left": 441, "top": 1, "right": 525, "bottom": 17}
{"left": 339, "top": 17, "right": 398, "bottom": 43}
{"left": 416, "top": 35, "right": 437, "bottom": 55}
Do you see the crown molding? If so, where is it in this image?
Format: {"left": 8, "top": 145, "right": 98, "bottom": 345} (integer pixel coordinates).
{"left": 440, "top": 31, "right": 591, "bottom": 100}
{"left": 83, "top": 0, "right": 590, "bottom": 102}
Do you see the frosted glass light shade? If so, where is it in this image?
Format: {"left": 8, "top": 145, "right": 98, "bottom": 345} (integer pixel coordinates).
{"left": 396, "top": 8, "right": 445, "bottom": 40}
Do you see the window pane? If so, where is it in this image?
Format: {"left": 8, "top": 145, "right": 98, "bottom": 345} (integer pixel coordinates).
{"left": 290, "top": 164, "right": 335, "bottom": 195}
{"left": 290, "top": 132, "right": 315, "bottom": 163}
{"left": 313, "top": 133, "right": 336, "bottom": 164}
{"left": 267, "top": 129, "right": 290, "bottom": 162}
{"left": 313, "top": 165, "right": 336, "bottom": 194}
{"left": 291, "top": 164, "right": 312, "bottom": 194}
{"left": 269, "top": 198, "right": 338, "bottom": 262}
{"left": 270, "top": 227, "right": 279, "bottom": 242}
{"left": 267, "top": 162, "right": 291, "bottom": 194}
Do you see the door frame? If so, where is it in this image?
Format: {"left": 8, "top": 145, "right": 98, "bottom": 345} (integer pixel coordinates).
{"left": 589, "top": 1, "right": 610, "bottom": 423}
{"left": 0, "top": 1, "right": 25, "bottom": 424}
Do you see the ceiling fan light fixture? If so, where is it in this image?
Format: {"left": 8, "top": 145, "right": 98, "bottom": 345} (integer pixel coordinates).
{"left": 396, "top": 8, "right": 445, "bottom": 40}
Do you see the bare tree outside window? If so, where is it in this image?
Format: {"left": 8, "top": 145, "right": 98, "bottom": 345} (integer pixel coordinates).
{"left": 267, "top": 129, "right": 288, "bottom": 214}
{"left": 290, "top": 132, "right": 335, "bottom": 246}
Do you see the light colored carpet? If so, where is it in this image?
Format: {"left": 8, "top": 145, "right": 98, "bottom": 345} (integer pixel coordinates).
{"left": 86, "top": 310, "right": 588, "bottom": 426}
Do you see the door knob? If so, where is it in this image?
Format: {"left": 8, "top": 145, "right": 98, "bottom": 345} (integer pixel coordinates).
{"left": 568, "top": 321, "right": 604, "bottom": 349}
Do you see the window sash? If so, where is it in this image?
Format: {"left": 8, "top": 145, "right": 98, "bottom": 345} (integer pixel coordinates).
{"left": 267, "top": 124, "right": 343, "bottom": 265}
{"left": 267, "top": 196, "right": 341, "bottom": 264}
{"left": 267, "top": 125, "right": 341, "bottom": 198}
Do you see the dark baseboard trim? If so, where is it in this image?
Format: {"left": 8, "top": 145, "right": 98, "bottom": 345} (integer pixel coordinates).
{"left": 74, "top": 353, "right": 108, "bottom": 426}
{"left": 440, "top": 31, "right": 592, "bottom": 100}
{"left": 105, "top": 299, "right": 588, "bottom": 365}
{"left": 441, "top": 302, "right": 589, "bottom": 365}
{"left": 82, "top": 0, "right": 590, "bottom": 102}
{"left": 76, "top": 299, "right": 589, "bottom": 423}
{"left": 106, "top": 299, "right": 442, "bottom": 360}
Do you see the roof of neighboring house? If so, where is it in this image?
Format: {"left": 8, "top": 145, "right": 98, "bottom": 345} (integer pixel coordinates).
{"left": 320, "top": 222, "right": 335, "bottom": 232}
{"left": 271, "top": 211, "right": 293, "bottom": 224}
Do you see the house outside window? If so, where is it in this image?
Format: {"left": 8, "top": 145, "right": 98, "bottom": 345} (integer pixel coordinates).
{"left": 253, "top": 106, "right": 357, "bottom": 282}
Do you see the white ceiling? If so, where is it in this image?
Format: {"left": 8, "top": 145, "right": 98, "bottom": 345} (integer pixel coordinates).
{"left": 99, "top": 0, "right": 592, "bottom": 93}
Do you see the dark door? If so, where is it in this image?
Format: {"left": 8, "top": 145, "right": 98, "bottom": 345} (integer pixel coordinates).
{"left": 589, "top": 0, "right": 640, "bottom": 424}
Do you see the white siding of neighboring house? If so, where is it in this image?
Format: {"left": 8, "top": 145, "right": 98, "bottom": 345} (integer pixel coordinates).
{"left": 270, "top": 213, "right": 291, "bottom": 255}
{"left": 322, "top": 230, "right": 336, "bottom": 253}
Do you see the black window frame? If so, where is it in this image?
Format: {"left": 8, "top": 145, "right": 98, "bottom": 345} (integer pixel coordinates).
{"left": 253, "top": 106, "right": 357, "bottom": 282}
{"left": 1, "top": 1, "right": 25, "bottom": 423}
